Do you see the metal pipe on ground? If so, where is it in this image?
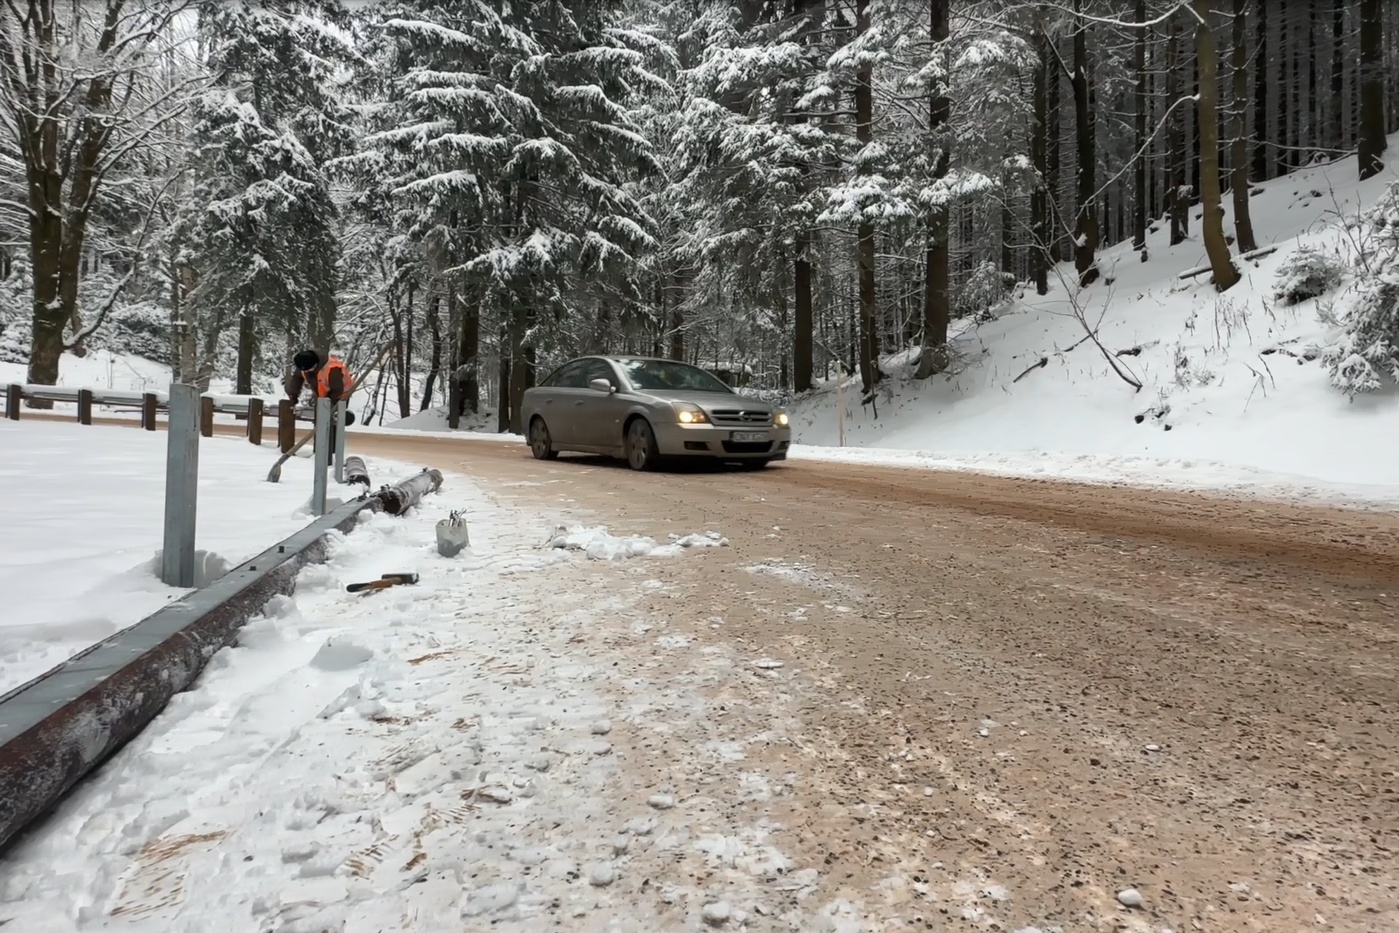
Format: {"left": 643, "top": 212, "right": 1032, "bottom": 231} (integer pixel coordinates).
{"left": 343, "top": 455, "right": 370, "bottom": 486}
{"left": 368, "top": 468, "right": 443, "bottom": 516}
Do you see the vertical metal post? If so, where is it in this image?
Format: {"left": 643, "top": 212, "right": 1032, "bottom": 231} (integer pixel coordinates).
{"left": 311, "top": 396, "right": 330, "bottom": 516}
{"left": 161, "top": 384, "right": 200, "bottom": 588}
{"left": 333, "top": 400, "right": 347, "bottom": 483}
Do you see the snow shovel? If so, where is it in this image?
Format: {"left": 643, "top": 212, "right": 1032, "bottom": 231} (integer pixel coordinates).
{"left": 346, "top": 572, "right": 419, "bottom": 594}
{"left": 266, "top": 430, "right": 315, "bottom": 483}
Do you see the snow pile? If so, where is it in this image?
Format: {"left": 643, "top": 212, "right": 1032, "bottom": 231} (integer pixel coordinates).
{"left": 382, "top": 403, "right": 499, "bottom": 434}
{"left": 788, "top": 142, "right": 1399, "bottom": 503}
{"left": 546, "top": 524, "right": 728, "bottom": 560}
{"left": 0, "top": 420, "right": 380, "bottom": 695}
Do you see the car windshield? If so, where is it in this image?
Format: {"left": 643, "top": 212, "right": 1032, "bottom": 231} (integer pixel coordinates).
{"left": 616, "top": 360, "right": 733, "bottom": 394}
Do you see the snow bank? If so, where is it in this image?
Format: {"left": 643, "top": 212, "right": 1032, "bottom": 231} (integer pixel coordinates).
{"left": 379, "top": 403, "right": 500, "bottom": 434}
{"left": 788, "top": 141, "right": 1399, "bottom": 505}
{"left": 0, "top": 420, "right": 392, "bottom": 695}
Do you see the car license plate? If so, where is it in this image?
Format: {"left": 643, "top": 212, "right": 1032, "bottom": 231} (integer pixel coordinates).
{"left": 731, "top": 431, "right": 768, "bottom": 443}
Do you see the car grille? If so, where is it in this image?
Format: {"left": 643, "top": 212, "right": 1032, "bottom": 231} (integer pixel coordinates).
{"left": 709, "top": 409, "right": 773, "bottom": 426}
{"left": 721, "top": 441, "right": 774, "bottom": 454}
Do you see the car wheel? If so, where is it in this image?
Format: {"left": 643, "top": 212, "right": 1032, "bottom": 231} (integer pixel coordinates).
{"left": 529, "top": 417, "right": 558, "bottom": 460}
{"left": 625, "top": 418, "right": 659, "bottom": 471}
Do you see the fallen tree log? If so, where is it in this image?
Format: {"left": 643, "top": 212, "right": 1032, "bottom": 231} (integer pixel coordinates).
{"left": 368, "top": 468, "right": 443, "bottom": 516}
{"left": 1178, "top": 245, "right": 1278, "bottom": 279}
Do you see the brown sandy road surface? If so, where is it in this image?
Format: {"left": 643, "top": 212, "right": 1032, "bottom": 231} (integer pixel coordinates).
{"left": 343, "top": 431, "right": 1399, "bottom": 933}
{"left": 17, "top": 415, "right": 1399, "bottom": 931}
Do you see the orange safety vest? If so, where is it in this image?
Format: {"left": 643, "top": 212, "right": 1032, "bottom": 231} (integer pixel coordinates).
{"left": 315, "top": 356, "right": 354, "bottom": 398}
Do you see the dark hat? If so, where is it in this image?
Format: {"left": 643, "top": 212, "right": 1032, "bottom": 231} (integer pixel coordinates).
{"left": 293, "top": 349, "right": 320, "bottom": 371}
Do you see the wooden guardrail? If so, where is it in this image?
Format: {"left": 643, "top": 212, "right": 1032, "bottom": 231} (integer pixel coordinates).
{"left": 0, "top": 383, "right": 313, "bottom": 452}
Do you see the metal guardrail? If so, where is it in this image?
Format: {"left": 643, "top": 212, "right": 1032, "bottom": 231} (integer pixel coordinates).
{"left": 0, "top": 382, "right": 315, "bottom": 451}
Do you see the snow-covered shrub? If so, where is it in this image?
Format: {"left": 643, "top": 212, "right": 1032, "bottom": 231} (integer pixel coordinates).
{"left": 1272, "top": 245, "right": 1345, "bottom": 307}
{"left": 1322, "top": 182, "right": 1399, "bottom": 396}
{"left": 106, "top": 300, "right": 169, "bottom": 364}
{"left": 955, "top": 260, "right": 1015, "bottom": 322}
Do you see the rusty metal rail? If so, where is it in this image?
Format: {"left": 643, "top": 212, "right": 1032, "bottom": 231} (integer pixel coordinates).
{"left": 0, "top": 495, "right": 374, "bottom": 854}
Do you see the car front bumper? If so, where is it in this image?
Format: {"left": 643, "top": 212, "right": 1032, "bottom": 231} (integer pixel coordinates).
{"left": 651, "top": 421, "right": 792, "bottom": 460}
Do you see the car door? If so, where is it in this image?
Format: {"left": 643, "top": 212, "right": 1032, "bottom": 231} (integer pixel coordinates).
{"left": 537, "top": 360, "right": 586, "bottom": 446}
{"left": 573, "top": 358, "right": 628, "bottom": 451}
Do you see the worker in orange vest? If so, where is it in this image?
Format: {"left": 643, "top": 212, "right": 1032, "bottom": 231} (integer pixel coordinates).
{"left": 286, "top": 349, "right": 354, "bottom": 464}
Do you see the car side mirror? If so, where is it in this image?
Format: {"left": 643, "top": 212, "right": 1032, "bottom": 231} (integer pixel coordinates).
{"left": 588, "top": 378, "right": 614, "bottom": 394}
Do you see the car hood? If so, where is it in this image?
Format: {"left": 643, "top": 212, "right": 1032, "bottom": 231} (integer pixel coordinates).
{"left": 637, "top": 389, "right": 774, "bottom": 411}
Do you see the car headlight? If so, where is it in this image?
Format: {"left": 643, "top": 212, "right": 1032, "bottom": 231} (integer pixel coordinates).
{"left": 774, "top": 411, "right": 789, "bottom": 427}
{"left": 676, "top": 405, "right": 709, "bottom": 424}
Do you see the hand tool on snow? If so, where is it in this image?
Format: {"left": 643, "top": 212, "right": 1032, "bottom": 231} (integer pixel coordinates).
{"left": 345, "top": 572, "right": 419, "bottom": 594}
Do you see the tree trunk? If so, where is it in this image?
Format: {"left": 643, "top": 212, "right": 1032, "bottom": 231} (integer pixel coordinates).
{"left": 1046, "top": 34, "right": 1063, "bottom": 262}
{"left": 854, "top": 0, "right": 879, "bottom": 392}
{"left": 1133, "top": 0, "right": 1148, "bottom": 259}
{"left": 496, "top": 347, "right": 511, "bottom": 434}
{"left": 668, "top": 273, "right": 685, "bottom": 361}
{"left": 459, "top": 283, "right": 479, "bottom": 413}
{"left": 793, "top": 231, "right": 814, "bottom": 391}
{"left": 1358, "top": 0, "right": 1387, "bottom": 179}
{"left": 1167, "top": 19, "right": 1190, "bottom": 245}
{"left": 1031, "top": 25, "right": 1051, "bottom": 292}
{"left": 1330, "top": 0, "right": 1345, "bottom": 149}
{"left": 507, "top": 296, "right": 530, "bottom": 435}
{"left": 1195, "top": 0, "right": 1240, "bottom": 291}
{"left": 396, "top": 281, "right": 414, "bottom": 419}
{"left": 1230, "top": 0, "right": 1258, "bottom": 252}
{"left": 1252, "top": 0, "right": 1269, "bottom": 180}
{"left": 420, "top": 292, "right": 441, "bottom": 411}
{"left": 1072, "top": 2, "right": 1099, "bottom": 286}
{"left": 24, "top": 106, "right": 66, "bottom": 403}
{"left": 235, "top": 313, "right": 254, "bottom": 395}
{"left": 916, "top": 0, "right": 952, "bottom": 377}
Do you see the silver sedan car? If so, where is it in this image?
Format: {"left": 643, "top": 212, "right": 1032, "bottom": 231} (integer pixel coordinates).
{"left": 520, "top": 356, "right": 792, "bottom": 470}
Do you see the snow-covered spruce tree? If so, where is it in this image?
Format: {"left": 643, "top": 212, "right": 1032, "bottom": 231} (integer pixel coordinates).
{"left": 353, "top": 1, "right": 663, "bottom": 432}
{"left": 177, "top": 2, "right": 354, "bottom": 392}
{"left": 1324, "top": 182, "right": 1399, "bottom": 396}
{"left": 671, "top": 0, "right": 845, "bottom": 392}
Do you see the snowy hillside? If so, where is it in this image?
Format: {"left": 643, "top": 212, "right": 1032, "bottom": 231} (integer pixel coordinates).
{"left": 788, "top": 143, "right": 1399, "bottom": 491}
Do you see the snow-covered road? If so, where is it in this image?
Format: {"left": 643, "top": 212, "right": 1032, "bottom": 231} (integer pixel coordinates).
{"left": 0, "top": 464, "right": 849, "bottom": 933}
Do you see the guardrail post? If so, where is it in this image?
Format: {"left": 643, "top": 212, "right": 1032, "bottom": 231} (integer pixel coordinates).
{"left": 333, "top": 401, "right": 347, "bottom": 483}
{"left": 161, "top": 384, "right": 200, "bottom": 588}
{"left": 247, "top": 397, "right": 264, "bottom": 446}
{"left": 278, "top": 399, "right": 295, "bottom": 452}
{"left": 199, "top": 395, "right": 215, "bottom": 438}
{"left": 5, "top": 385, "right": 19, "bottom": 421}
{"left": 141, "top": 392, "right": 158, "bottom": 430}
{"left": 311, "top": 397, "right": 330, "bottom": 516}
{"left": 76, "top": 388, "right": 93, "bottom": 425}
